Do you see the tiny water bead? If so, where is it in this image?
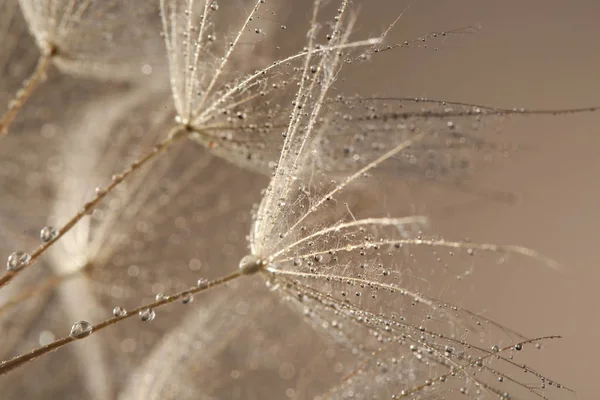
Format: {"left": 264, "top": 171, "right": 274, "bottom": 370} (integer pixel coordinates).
{"left": 197, "top": 278, "right": 208, "bottom": 287}
{"left": 69, "top": 321, "right": 93, "bottom": 339}
{"left": 181, "top": 293, "right": 194, "bottom": 304}
{"left": 138, "top": 308, "right": 155, "bottom": 322}
{"left": 6, "top": 251, "right": 31, "bottom": 271}
{"left": 112, "top": 306, "right": 126, "bottom": 317}
{"left": 39, "top": 226, "right": 58, "bottom": 243}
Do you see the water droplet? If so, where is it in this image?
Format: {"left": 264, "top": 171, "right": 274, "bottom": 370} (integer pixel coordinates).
{"left": 197, "top": 278, "right": 208, "bottom": 287}
{"left": 112, "top": 306, "right": 126, "bottom": 317}
{"left": 181, "top": 293, "right": 194, "bottom": 304}
{"left": 69, "top": 321, "right": 93, "bottom": 339}
{"left": 155, "top": 293, "right": 166, "bottom": 301}
{"left": 210, "top": 1, "right": 219, "bottom": 11}
{"left": 139, "top": 308, "right": 155, "bottom": 322}
{"left": 40, "top": 226, "right": 58, "bottom": 243}
{"left": 7, "top": 251, "right": 31, "bottom": 271}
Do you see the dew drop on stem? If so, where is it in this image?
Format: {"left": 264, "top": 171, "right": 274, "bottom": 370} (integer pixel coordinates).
{"left": 6, "top": 251, "right": 31, "bottom": 271}
{"left": 69, "top": 321, "right": 93, "bottom": 339}
{"left": 39, "top": 226, "right": 58, "bottom": 243}
{"left": 112, "top": 306, "right": 126, "bottom": 317}
{"left": 197, "top": 278, "right": 208, "bottom": 287}
{"left": 181, "top": 293, "right": 193, "bottom": 304}
{"left": 138, "top": 309, "right": 155, "bottom": 322}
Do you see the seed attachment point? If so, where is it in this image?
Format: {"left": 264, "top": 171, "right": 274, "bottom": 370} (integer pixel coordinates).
{"left": 238, "top": 254, "right": 265, "bottom": 275}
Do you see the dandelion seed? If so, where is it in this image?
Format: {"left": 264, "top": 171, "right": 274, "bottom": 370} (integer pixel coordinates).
{"left": 0, "top": 0, "right": 384, "bottom": 289}
{"left": 0, "top": 84, "right": 266, "bottom": 397}
{"left": 0, "top": 0, "right": 165, "bottom": 135}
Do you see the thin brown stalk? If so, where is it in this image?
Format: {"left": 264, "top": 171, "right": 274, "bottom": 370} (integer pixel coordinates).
{"left": 0, "top": 268, "right": 244, "bottom": 376}
{"left": 0, "top": 48, "right": 55, "bottom": 135}
{"left": 0, "top": 125, "right": 187, "bottom": 289}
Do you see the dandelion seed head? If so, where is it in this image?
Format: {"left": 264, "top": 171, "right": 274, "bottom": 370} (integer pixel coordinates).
{"left": 0, "top": 1, "right": 587, "bottom": 399}
{"left": 18, "top": 0, "right": 167, "bottom": 81}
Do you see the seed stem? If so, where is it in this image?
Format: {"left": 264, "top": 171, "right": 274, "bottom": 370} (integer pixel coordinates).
{"left": 0, "top": 125, "right": 187, "bottom": 289}
{"left": 0, "top": 49, "right": 54, "bottom": 135}
{"left": 0, "top": 268, "right": 243, "bottom": 376}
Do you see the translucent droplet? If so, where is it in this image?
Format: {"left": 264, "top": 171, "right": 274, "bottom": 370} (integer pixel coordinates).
{"left": 210, "top": 1, "right": 219, "bottom": 11}
{"left": 39, "top": 330, "right": 55, "bottom": 346}
{"left": 112, "top": 306, "right": 126, "bottom": 317}
{"left": 155, "top": 293, "right": 166, "bottom": 301}
{"left": 39, "top": 226, "right": 58, "bottom": 243}
{"left": 197, "top": 278, "right": 208, "bottom": 287}
{"left": 69, "top": 321, "right": 93, "bottom": 339}
{"left": 7, "top": 251, "right": 31, "bottom": 271}
{"left": 139, "top": 308, "right": 155, "bottom": 322}
{"left": 181, "top": 293, "right": 194, "bottom": 304}
{"left": 239, "top": 254, "right": 264, "bottom": 275}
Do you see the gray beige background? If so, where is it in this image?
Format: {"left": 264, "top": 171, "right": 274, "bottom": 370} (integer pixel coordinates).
{"left": 2, "top": 0, "right": 599, "bottom": 398}
{"left": 357, "top": 1, "right": 599, "bottom": 398}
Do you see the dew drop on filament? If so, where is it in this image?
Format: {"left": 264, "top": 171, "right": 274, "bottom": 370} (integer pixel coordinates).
{"left": 40, "top": 226, "right": 58, "bottom": 243}
{"left": 181, "top": 293, "right": 194, "bottom": 304}
{"left": 69, "top": 321, "right": 93, "bottom": 339}
{"left": 139, "top": 308, "right": 155, "bottom": 322}
{"left": 112, "top": 306, "right": 126, "bottom": 317}
{"left": 6, "top": 251, "right": 31, "bottom": 271}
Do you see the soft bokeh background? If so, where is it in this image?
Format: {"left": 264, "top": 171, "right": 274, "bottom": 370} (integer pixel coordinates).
{"left": 2, "top": 1, "right": 599, "bottom": 398}
{"left": 356, "top": 1, "right": 600, "bottom": 398}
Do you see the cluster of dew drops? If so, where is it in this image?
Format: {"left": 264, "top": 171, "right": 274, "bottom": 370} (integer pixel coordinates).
{"left": 5, "top": 224, "right": 204, "bottom": 341}
{"left": 66, "top": 270, "right": 204, "bottom": 339}
{"left": 6, "top": 226, "right": 57, "bottom": 272}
